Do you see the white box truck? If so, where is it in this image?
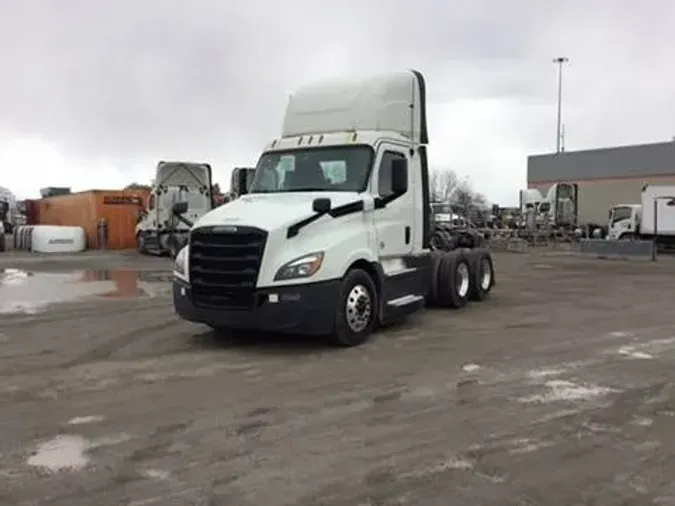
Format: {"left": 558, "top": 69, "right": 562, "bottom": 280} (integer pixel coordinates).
{"left": 607, "top": 184, "right": 675, "bottom": 243}
{"left": 172, "top": 70, "right": 496, "bottom": 346}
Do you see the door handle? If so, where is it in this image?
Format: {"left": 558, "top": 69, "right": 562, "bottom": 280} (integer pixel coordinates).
{"left": 405, "top": 226, "right": 411, "bottom": 244}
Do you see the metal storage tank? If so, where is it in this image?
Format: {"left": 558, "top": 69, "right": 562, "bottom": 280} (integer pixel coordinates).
{"left": 527, "top": 141, "right": 675, "bottom": 227}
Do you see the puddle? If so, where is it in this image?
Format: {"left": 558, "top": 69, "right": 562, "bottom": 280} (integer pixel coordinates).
{"left": 0, "top": 268, "right": 172, "bottom": 314}
{"left": 27, "top": 435, "right": 90, "bottom": 472}
{"left": 26, "top": 432, "right": 131, "bottom": 473}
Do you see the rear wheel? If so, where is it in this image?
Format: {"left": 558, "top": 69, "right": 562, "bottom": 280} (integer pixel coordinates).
{"left": 436, "top": 251, "right": 470, "bottom": 308}
{"left": 468, "top": 248, "right": 494, "bottom": 301}
{"left": 330, "top": 269, "right": 379, "bottom": 347}
{"left": 427, "top": 251, "right": 444, "bottom": 306}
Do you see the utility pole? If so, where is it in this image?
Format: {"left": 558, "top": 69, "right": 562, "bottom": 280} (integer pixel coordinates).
{"left": 553, "top": 57, "right": 569, "bottom": 153}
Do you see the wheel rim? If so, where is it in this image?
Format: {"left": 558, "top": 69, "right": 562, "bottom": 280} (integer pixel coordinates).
{"left": 456, "top": 262, "right": 470, "bottom": 298}
{"left": 480, "top": 258, "right": 492, "bottom": 290}
{"left": 346, "top": 284, "right": 372, "bottom": 333}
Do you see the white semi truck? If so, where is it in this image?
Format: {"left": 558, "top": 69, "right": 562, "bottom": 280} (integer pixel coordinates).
{"left": 136, "top": 161, "right": 214, "bottom": 258}
{"left": 172, "top": 70, "right": 496, "bottom": 346}
{"left": 607, "top": 185, "right": 675, "bottom": 244}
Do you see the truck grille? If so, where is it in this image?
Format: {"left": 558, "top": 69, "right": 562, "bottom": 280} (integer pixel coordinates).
{"left": 189, "top": 226, "right": 267, "bottom": 310}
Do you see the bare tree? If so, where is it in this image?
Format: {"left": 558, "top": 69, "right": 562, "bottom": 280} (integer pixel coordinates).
{"left": 429, "top": 169, "right": 487, "bottom": 209}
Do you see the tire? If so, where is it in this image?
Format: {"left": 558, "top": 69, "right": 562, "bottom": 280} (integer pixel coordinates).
{"left": 436, "top": 251, "right": 470, "bottom": 309}
{"left": 430, "top": 231, "right": 445, "bottom": 251}
{"left": 136, "top": 232, "right": 147, "bottom": 254}
{"left": 468, "top": 248, "right": 494, "bottom": 301}
{"left": 168, "top": 236, "right": 180, "bottom": 259}
{"left": 427, "top": 250, "right": 444, "bottom": 306}
{"left": 0, "top": 233, "right": 5, "bottom": 252}
{"left": 330, "top": 268, "right": 379, "bottom": 347}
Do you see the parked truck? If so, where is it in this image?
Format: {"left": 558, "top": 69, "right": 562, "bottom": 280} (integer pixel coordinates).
{"left": 172, "top": 70, "right": 496, "bottom": 347}
{"left": 136, "top": 161, "right": 214, "bottom": 258}
{"left": 607, "top": 185, "right": 675, "bottom": 244}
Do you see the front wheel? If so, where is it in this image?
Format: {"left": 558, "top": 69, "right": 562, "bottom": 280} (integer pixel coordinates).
{"left": 330, "top": 269, "right": 379, "bottom": 347}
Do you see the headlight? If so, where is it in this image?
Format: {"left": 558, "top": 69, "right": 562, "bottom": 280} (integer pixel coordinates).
{"left": 274, "top": 252, "right": 324, "bottom": 281}
{"left": 173, "top": 245, "right": 189, "bottom": 279}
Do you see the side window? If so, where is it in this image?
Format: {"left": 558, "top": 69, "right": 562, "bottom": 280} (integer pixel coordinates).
{"left": 378, "top": 151, "right": 406, "bottom": 197}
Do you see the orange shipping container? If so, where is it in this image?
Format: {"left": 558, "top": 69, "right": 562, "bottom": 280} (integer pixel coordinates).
{"left": 37, "top": 189, "right": 150, "bottom": 250}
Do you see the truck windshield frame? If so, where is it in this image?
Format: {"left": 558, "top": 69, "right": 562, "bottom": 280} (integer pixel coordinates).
{"left": 248, "top": 145, "right": 375, "bottom": 194}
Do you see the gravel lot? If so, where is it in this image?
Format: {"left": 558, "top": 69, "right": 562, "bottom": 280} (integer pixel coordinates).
{"left": 1, "top": 249, "right": 675, "bottom": 505}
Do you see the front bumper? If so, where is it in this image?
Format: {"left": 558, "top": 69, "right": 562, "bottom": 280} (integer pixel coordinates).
{"left": 173, "top": 277, "right": 341, "bottom": 335}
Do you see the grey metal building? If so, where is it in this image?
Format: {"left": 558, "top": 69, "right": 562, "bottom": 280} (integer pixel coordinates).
{"left": 527, "top": 141, "right": 675, "bottom": 225}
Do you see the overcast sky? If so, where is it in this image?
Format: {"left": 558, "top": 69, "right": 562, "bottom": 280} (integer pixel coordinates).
{"left": 1, "top": 0, "right": 675, "bottom": 204}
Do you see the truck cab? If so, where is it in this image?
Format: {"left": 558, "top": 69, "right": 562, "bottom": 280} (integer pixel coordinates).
{"left": 607, "top": 204, "right": 640, "bottom": 240}
{"left": 136, "top": 161, "right": 214, "bottom": 257}
{"left": 172, "top": 70, "right": 495, "bottom": 346}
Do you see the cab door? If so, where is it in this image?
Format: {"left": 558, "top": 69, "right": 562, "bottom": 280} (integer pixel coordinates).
{"left": 373, "top": 144, "right": 414, "bottom": 265}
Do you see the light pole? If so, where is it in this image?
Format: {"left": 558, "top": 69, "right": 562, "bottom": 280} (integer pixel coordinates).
{"left": 553, "top": 57, "right": 569, "bottom": 153}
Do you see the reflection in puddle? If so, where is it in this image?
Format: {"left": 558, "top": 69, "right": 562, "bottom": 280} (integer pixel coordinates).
{"left": 0, "top": 268, "right": 172, "bottom": 314}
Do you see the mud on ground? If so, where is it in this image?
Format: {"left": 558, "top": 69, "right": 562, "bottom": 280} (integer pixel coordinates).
{"left": 1, "top": 250, "right": 675, "bottom": 505}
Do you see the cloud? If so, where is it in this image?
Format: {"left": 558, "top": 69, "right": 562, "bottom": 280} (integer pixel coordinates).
{"left": 1, "top": 0, "right": 675, "bottom": 203}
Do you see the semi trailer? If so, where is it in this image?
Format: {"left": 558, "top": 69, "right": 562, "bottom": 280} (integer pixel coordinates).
{"left": 607, "top": 185, "right": 675, "bottom": 244}
{"left": 136, "top": 161, "right": 214, "bottom": 258}
{"left": 172, "top": 70, "right": 496, "bottom": 346}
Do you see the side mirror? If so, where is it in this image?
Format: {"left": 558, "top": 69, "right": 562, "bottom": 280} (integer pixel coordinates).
{"left": 237, "top": 169, "right": 249, "bottom": 195}
{"left": 390, "top": 158, "right": 408, "bottom": 194}
{"left": 172, "top": 202, "right": 188, "bottom": 215}
{"left": 312, "top": 198, "right": 331, "bottom": 214}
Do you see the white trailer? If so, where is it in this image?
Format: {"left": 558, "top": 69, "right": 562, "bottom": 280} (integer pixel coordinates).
{"left": 171, "top": 70, "right": 496, "bottom": 347}
{"left": 136, "top": 161, "right": 214, "bottom": 258}
{"left": 607, "top": 185, "right": 675, "bottom": 243}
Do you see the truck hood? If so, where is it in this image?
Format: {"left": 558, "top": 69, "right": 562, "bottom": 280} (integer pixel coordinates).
{"left": 194, "top": 192, "right": 362, "bottom": 232}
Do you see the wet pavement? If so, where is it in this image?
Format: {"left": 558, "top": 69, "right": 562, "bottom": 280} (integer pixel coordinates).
{"left": 2, "top": 250, "right": 675, "bottom": 504}
{"left": 0, "top": 267, "right": 173, "bottom": 314}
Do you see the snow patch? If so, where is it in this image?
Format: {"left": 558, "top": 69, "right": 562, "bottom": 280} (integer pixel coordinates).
{"left": 400, "top": 457, "right": 473, "bottom": 479}
{"left": 462, "top": 363, "right": 481, "bottom": 372}
{"left": 527, "top": 367, "right": 566, "bottom": 379}
{"left": 630, "top": 417, "right": 654, "bottom": 427}
{"left": 520, "top": 380, "right": 617, "bottom": 403}
{"left": 27, "top": 435, "right": 90, "bottom": 472}
{"left": 508, "top": 438, "right": 555, "bottom": 454}
{"left": 609, "top": 331, "right": 631, "bottom": 338}
{"left": 68, "top": 415, "right": 105, "bottom": 426}
{"left": 142, "top": 468, "right": 170, "bottom": 480}
{"left": 26, "top": 432, "right": 130, "bottom": 473}
{"left": 618, "top": 347, "right": 654, "bottom": 360}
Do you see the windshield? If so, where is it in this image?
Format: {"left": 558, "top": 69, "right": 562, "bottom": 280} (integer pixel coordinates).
{"left": 249, "top": 146, "right": 373, "bottom": 193}
{"left": 611, "top": 206, "right": 633, "bottom": 223}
